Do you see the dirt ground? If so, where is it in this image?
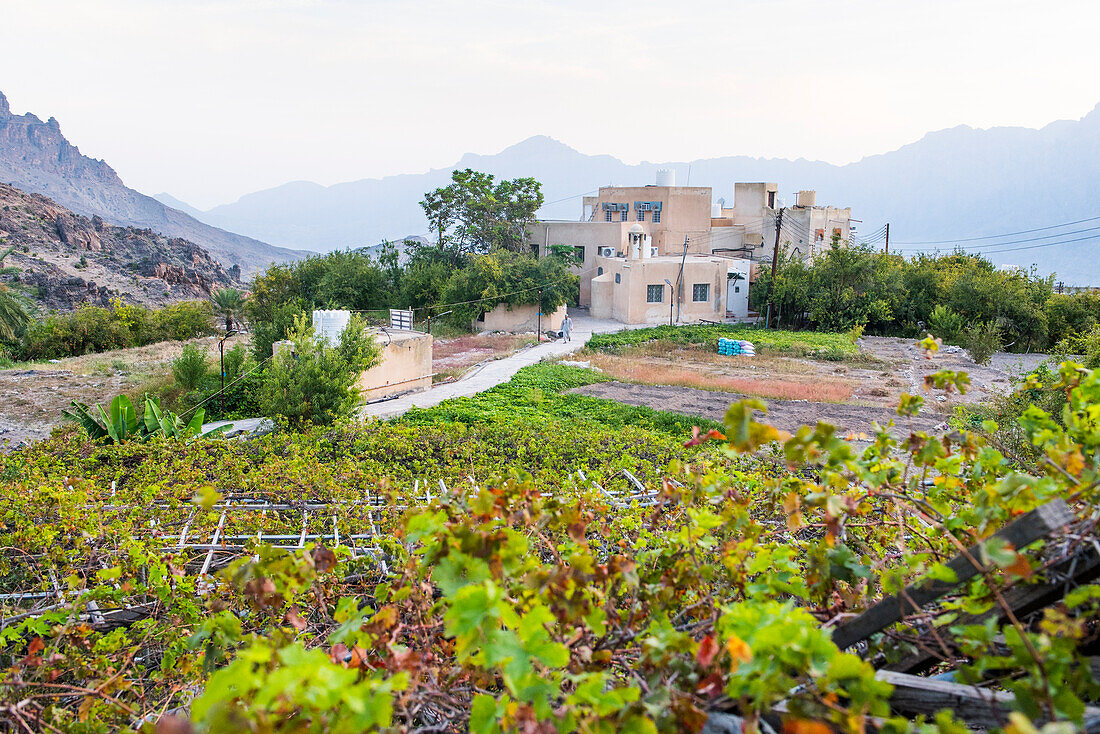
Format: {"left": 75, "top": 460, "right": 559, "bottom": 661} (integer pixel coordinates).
{"left": 0, "top": 334, "right": 250, "bottom": 448}
{"left": 570, "top": 336, "right": 1049, "bottom": 439}
{"left": 432, "top": 334, "right": 535, "bottom": 382}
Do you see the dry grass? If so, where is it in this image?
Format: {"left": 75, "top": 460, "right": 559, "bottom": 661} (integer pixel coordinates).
{"left": 432, "top": 334, "right": 536, "bottom": 381}
{"left": 585, "top": 353, "right": 855, "bottom": 403}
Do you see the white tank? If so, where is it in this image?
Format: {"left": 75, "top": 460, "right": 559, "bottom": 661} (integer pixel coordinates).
{"left": 655, "top": 169, "right": 676, "bottom": 187}
{"left": 312, "top": 309, "right": 351, "bottom": 346}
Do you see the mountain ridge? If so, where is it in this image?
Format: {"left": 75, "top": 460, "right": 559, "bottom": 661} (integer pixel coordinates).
{"left": 0, "top": 91, "right": 308, "bottom": 276}
{"left": 193, "top": 104, "right": 1100, "bottom": 283}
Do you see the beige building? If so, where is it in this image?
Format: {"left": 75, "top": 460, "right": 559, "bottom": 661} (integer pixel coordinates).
{"left": 525, "top": 173, "right": 852, "bottom": 326}
{"left": 583, "top": 224, "right": 734, "bottom": 325}
{"left": 711, "top": 184, "right": 852, "bottom": 269}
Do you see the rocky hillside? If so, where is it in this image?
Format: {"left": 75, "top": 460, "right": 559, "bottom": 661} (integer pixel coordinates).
{"left": 0, "top": 182, "right": 239, "bottom": 311}
{"left": 0, "top": 90, "right": 307, "bottom": 276}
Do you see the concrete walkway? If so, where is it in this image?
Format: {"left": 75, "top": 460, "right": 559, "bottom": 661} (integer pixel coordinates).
{"left": 358, "top": 315, "right": 631, "bottom": 420}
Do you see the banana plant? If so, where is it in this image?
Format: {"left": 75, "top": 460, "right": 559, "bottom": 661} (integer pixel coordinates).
{"left": 63, "top": 395, "right": 229, "bottom": 443}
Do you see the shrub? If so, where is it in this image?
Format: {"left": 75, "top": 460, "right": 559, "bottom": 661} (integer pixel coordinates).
{"left": 172, "top": 344, "right": 210, "bottom": 391}
{"left": 17, "top": 299, "right": 216, "bottom": 360}
{"left": 260, "top": 314, "right": 380, "bottom": 426}
{"left": 154, "top": 300, "right": 216, "bottom": 341}
{"left": 961, "top": 320, "right": 1002, "bottom": 365}
{"left": 926, "top": 304, "right": 964, "bottom": 343}
{"left": 222, "top": 342, "right": 250, "bottom": 381}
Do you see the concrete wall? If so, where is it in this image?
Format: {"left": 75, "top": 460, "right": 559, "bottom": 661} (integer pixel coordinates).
{"left": 724, "top": 258, "right": 752, "bottom": 320}
{"left": 473, "top": 302, "right": 567, "bottom": 333}
{"left": 526, "top": 221, "right": 627, "bottom": 306}
{"left": 590, "top": 254, "right": 728, "bottom": 325}
{"left": 580, "top": 186, "right": 712, "bottom": 256}
{"left": 355, "top": 329, "right": 433, "bottom": 400}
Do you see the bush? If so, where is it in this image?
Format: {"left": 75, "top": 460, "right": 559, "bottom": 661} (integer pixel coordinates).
{"left": 926, "top": 304, "right": 964, "bottom": 343}
{"left": 154, "top": 300, "right": 215, "bottom": 341}
{"left": 260, "top": 314, "right": 381, "bottom": 426}
{"left": 222, "top": 343, "right": 250, "bottom": 381}
{"left": 17, "top": 299, "right": 216, "bottom": 360}
{"left": 961, "top": 320, "right": 1002, "bottom": 365}
{"left": 172, "top": 344, "right": 210, "bottom": 391}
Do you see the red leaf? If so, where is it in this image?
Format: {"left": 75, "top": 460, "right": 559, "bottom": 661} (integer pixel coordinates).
{"left": 696, "top": 634, "right": 718, "bottom": 668}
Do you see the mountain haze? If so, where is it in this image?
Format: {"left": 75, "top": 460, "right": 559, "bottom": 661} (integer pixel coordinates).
{"left": 0, "top": 91, "right": 308, "bottom": 276}
{"left": 197, "top": 106, "right": 1100, "bottom": 284}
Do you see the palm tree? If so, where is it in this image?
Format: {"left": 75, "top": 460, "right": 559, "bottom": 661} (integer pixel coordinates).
{"left": 211, "top": 287, "right": 245, "bottom": 332}
{"left": 0, "top": 245, "right": 31, "bottom": 342}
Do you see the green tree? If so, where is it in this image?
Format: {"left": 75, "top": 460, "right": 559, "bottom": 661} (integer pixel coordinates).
{"left": 439, "top": 250, "right": 577, "bottom": 326}
{"left": 260, "top": 313, "right": 381, "bottom": 427}
{"left": 212, "top": 287, "right": 246, "bottom": 332}
{"left": 420, "top": 169, "right": 544, "bottom": 261}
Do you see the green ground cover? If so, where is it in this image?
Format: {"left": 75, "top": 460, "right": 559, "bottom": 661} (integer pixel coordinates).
{"left": 399, "top": 362, "right": 724, "bottom": 436}
{"left": 585, "top": 324, "right": 858, "bottom": 360}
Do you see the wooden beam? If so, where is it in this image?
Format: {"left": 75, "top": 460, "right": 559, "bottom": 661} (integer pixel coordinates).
{"left": 887, "top": 546, "right": 1100, "bottom": 674}
{"left": 877, "top": 670, "right": 1100, "bottom": 731}
{"left": 831, "top": 499, "right": 1074, "bottom": 650}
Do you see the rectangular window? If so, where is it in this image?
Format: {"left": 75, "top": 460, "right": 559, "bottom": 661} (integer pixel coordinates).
{"left": 636, "top": 210, "right": 646, "bottom": 222}
{"left": 652, "top": 209, "right": 661, "bottom": 223}
{"left": 615, "top": 273, "right": 621, "bottom": 284}
{"left": 605, "top": 209, "right": 613, "bottom": 222}
{"left": 692, "top": 283, "right": 710, "bottom": 302}
{"left": 572, "top": 246, "right": 585, "bottom": 263}
{"left": 620, "top": 210, "right": 628, "bottom": 222}
{"left": 647, "top": 284, "right": 664, "bottom": 303}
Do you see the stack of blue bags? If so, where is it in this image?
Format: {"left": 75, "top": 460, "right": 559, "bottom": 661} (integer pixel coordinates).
{"left": 718, "top": 338, "right": 756, "bottom": 357}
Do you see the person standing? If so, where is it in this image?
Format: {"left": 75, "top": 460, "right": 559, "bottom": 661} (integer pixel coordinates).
{"left": 561, "top": 314, "right": 573, "bottom": 342}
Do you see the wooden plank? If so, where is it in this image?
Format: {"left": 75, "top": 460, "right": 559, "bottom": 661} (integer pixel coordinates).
{"left": 831, "top": 499, "right": 1074, "bottom": 650}
{"left": 887, "top": 546, "right": 1100, "bottom": 674}
{"left": 878, "top": 670, "right": 1100, "bottom": 731}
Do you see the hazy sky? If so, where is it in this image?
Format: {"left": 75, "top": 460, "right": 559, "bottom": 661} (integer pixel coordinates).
{"left": 3, "top": 0, "right": 1099, "bottom": 209}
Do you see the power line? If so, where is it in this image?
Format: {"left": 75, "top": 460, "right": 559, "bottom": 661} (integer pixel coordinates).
{"left": 896, "top": 231, "right": 1100, "bottom": 256}
{"left": 895, "top": 225, "right": 1100, "bottom": 253}
{"left": 892, "top": 215, "right": 1100, "bottom": 245}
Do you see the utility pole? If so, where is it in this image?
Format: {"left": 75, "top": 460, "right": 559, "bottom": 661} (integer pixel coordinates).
{"left": 537, "top": 289, "right": 542, "bottom": 340}
{"left": 884, "top": 222, "right": 890, "bottom": 254}
{"left": 674, "top": 236, "right": 688, "bottom": 324}
{"left": 766, "top": 208, "right": 784, "bottom": 329}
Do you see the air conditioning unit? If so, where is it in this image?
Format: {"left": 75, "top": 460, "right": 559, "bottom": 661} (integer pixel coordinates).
{"left": 597, "top": 246, "right": 615, "bottom": 258}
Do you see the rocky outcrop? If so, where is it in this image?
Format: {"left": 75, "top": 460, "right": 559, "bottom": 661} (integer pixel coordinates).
{"left": 0, "top": 90, "right": 308, "bottom": 275}
{"left": 0, "top": 181, "right": 241, "bottom": 311}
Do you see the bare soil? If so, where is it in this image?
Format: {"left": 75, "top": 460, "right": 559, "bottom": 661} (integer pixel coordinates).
{"left": 432, "top": 334, "right": 536, "bottom": 381}
{"left": 570, "top": 336, "right": 1048, "bottom": 439}
{"left": 573, "top": 381, "right": 942, "bottom": 437}
{"left": 0, "top": 334, "right": 249, "bottom": 448}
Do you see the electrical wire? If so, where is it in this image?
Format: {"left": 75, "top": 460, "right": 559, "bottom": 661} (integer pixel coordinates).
{"left": 896, "top": 224, "right": 1100, "bottom": 252}
{"left": 892, "top": 215, "right": 1100, "bottom": 245}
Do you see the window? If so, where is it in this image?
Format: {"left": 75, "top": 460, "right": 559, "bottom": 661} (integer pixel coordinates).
{"left": 647, "top": 284, "right": 664, "bottom": 303}
{"left": 814, "top": 228, "right": 825, "bottom": 242}
{"left": 652, "top": 209, "right": 661, "bottom": 223}
{"left": 636, "top": 210, "right": 646, "bottom": 222}
{"left": 734, "top": 285, "right": 740, "bottom": 293}
{"left": 605, "top": 209, "right": 613, "bottom": 222}
{"left": 615, "top": 273, "right": 621, "bottom": 284}
{"left": 768, "top": 191, "right": 776, "bottom": 208}
{"left": 573, "top": 246, "right": 585, "bottom": 264}
{"left": 620, "top": 210, "right": 628, "bottom": 222}
{"left": 597, "top": 267, "right": 604, "bottom": 276}
{"left": 692, "top": 283, "right": 710, "bottom": 302}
